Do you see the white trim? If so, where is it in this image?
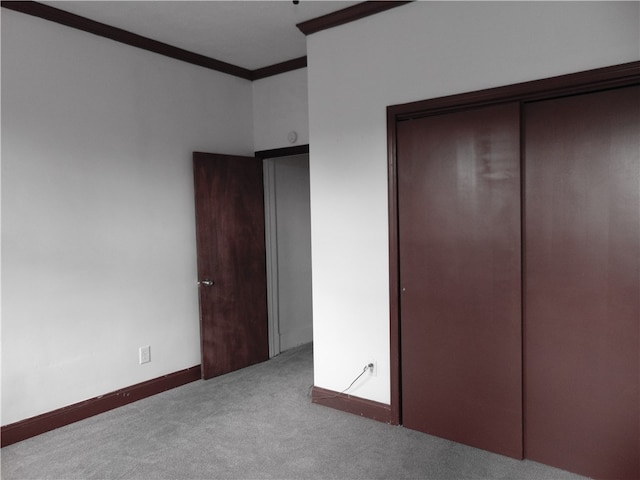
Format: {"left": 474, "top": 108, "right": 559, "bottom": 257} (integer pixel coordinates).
{"left": 263, "top": 159, "right": 281, "bottom": 358}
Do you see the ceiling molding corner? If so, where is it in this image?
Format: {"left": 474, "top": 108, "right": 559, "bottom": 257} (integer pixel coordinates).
{"left": 251, "top": 57, "right": 308, "bottom": 81}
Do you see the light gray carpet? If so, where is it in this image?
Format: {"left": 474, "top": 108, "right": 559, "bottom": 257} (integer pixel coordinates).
{"left": 1, "top": 343, "right": 588, "bottom": 480}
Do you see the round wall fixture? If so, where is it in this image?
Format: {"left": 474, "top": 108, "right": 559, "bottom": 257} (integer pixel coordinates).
{"left": 288, "top": 131, "right": 298, "bottom": 144}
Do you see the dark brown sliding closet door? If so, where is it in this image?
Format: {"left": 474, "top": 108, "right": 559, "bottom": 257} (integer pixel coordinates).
{"left": 398, "top": 103, "right": 523, "bottom": 459}
{"left": 524, "top": 86, "right": 640, "bottom": 480}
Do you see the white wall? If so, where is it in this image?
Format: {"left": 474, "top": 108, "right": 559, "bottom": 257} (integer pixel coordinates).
{"left": 307, "top": 1, "right": 640, "bottom": 404}
{"left": 1, "top": 9, "right": 253, "bottom": 425}
{"left": 252, "top": 69, "right": 309, "bottom": 151}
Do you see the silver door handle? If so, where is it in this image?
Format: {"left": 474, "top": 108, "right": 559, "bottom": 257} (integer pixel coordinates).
{"left": 198, "top": 280, "right": 214, "bottom": 286}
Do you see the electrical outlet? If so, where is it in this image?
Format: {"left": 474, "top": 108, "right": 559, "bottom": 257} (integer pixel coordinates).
{"left": 367, "top": 359, "right": 377, "bottom": 377}
{"left": 139, "top": 345, "right": 151, "bottom": 364}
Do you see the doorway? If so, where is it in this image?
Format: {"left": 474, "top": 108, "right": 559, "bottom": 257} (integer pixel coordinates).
{"left": 259, "top": 147, "right": 313, "bottom": 358}
{"left": 193, "top": 145, "right": 312, "bottom": 379}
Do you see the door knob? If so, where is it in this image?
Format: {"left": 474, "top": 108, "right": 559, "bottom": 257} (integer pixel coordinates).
{"left": 198, "top": 280, "right": 214, "bottom": 286}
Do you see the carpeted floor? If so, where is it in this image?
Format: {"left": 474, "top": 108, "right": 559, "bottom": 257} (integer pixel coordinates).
{"left": 1, "top": 343, "right": 588, "bottom": 480}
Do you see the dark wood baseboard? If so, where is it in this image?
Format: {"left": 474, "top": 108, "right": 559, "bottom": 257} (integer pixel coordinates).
{"left": 311, "top": 386, "right": 395, "bottom": 424}
{"left": 1, "top": 365, "right": 201, "bottom": 447}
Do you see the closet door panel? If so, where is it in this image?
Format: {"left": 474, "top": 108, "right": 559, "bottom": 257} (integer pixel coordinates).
{"left": 524, "top": 86, "right": 639, "bottom": 480}
{"left": 398, "top": 103, "right": 522, "bottom": 459}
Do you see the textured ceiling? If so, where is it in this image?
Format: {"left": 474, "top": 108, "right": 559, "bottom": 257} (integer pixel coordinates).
{"left": 41, "top": 1, "right": 360, "bottom": 70}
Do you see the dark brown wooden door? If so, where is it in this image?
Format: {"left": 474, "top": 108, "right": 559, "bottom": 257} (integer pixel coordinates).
{"left": 193, "top": 152, "right": 269, "bottom": 379}
{"left": 398, "top": 103, "right": 523, "bottom": 459}
{"left": 524, "top": 86, "right": 639, "bottom": 480}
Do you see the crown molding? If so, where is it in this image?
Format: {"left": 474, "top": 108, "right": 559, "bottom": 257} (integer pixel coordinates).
{"left": 296, "top": 1, "right": 413, "bottom": 36}
{"left": 1, "top": 1, "right": 254, "bottom": 79}
{"left": 2, "top": 1, "right": 411, "bottom": 80}
{"left": 1, "top": 1, "right": 310, "bottom": 80}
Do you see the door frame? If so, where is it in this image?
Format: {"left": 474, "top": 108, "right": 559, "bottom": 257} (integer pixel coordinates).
{"left": 386, "top": 61, "right": 640, "bottom": 426}
{"left": 255, "top": 144, "right": 310, "bottom": 358}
